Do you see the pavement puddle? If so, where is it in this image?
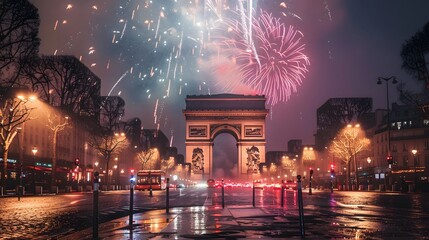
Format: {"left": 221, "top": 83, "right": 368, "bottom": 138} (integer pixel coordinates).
{"left": 229, "top": 208, "right": 269, "bottom": 218}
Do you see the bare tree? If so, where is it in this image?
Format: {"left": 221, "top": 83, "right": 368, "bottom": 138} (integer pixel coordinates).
{"left": 280, "top": 156, "right": 296, "bottom": 177}
{"left": 88, "top": 96, "right": 128, "bottom": 190}
{"left": 330, "top": 124, "right": 370, "bottom": 190}
{"left": 399, "top": 22, "right": 429, "bottom": 117}
{"left": 26, "top": 55, "right": 101, "bottom": 117}
{"left": 401, "top": 21, "right": 429, "bottom": 88}
{"left": 0, "top": 0, "right": 40, "bottom": 87}
{"left": 24, "top": 55, "right": 101, "bottom": 192}
{"left": 315, "top": 98, "right": 372, "bottom": 150}
{"left": 161, "top": 157, "right": 175, "bottom": 175}
{"left": 0, "top": 87, "right": 36, "bottom": 190}
{"left": 137, "top": 148, "right": 160, "bottom": 170}
{"left": 44, "top": 107, "right": 69, "bottom": 191}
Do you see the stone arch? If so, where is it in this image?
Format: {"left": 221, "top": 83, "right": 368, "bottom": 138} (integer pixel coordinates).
{"left": 183, "top": 94, "right": 268, "bottom": 180}
{"left": 211, "top": 124, "right": 240, "bottom": 141}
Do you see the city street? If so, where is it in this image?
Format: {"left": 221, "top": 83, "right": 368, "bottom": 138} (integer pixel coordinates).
{"left": 1, "top": 187, "right": 429, "bottom": 239}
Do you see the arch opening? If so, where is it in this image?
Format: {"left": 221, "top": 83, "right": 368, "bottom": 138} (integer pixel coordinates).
{"left": 212, "top": 133, "right": 238, "bottom": 180}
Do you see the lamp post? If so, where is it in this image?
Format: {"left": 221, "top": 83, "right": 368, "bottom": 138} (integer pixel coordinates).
{"left": 115, "top": 157, "right": 120, "bottom": 188}
{"left": 16, "top": 127, "right": 23, "bottom": 200}
{"left": 367, "top": 157, "right": 372, "bottom": 186}
{"left": 412, "top": 149, "right": 417, "bottom": 192}
{"left": 32, "top": 147, "right": 38, "bottom": 194}
{"left": 377, "top": 76, "right": 397, "bottom": 165}
{"left": 378, "top": 76, "right": 397, "bottom": 191}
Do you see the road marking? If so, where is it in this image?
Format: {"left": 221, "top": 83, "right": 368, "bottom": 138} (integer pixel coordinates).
{"left": 204, "top": 196, "right": 212, "bottom": 206}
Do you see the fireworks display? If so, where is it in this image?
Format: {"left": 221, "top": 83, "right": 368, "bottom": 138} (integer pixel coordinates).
{"left": 210, "top": 9, "right": 310, "bottom": 105}
{"left": 33, "top": 0, "right": 312, "bottom": 145}
{"left": 30, "top": 0, "right": 429, "bottom": 157}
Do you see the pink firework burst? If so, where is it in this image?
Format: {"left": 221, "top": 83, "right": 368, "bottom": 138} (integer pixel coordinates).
{"left": 212, "top": 10, "right": 310, "bottom": 105}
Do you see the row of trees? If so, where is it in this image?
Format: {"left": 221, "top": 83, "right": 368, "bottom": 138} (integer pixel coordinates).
{"left": 1, "top": 0, "right": 41, "bottom": 190}
{"left": 0, "top": 0, "right": 168, "bottom": 192}
{"left": 316, "top": 21, "right": 429, "bottom": 190}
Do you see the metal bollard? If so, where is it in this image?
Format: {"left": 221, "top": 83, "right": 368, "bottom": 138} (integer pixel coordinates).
{"left": 93, "top": 172, "right": 100, "bottom": 239}
{"left": 309, "top": 169, "right": 313, "bottom": 195}
{"left": 166, "top": 178, "right": 170, "bottom": 214}
{"left": 129, "top": 169, "right": 135, "bottom": 229}
{"left": 252, "top": 181, "right": 256, "bottom": 207}
{"left": 18, "top": 186, "right": 23, "bottom": 201}
{"left": 281, "top": 180, "right": 285, "bottom": 207}
{"left": 297, "top": 175, "right": 305, "bottom": 237}
{"left": 221, "top": 179, "right": 225, "bottom": 208}
{"left": 149, "top": 171, "right": 153, "bottom": 197}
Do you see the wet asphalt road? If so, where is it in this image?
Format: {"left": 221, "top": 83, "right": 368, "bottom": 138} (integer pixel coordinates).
{"left": 1, "top": 187, "right": 429, "bottom": 239}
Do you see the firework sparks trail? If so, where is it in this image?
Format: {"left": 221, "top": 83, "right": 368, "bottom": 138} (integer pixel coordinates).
{"left": 107, "top": 71, "right": 128, "bottom": 97}
{"left": 120, "top": 20, "right": 127, "bottom": 39}
{"left": 211, "top": 10, "right": 310, "bottom": 105}
{"left": 237, "top": 0, "right": 261, "bottom": 67}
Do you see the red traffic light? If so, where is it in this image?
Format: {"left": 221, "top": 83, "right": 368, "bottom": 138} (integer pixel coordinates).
{"left": 387, "top": 155, "right": 393, "bottom": 164}
{"left": 130, "top": 169, "right": 135, "bottom": 174}
{"left": 75, "top": 158, "right": 80, "bottom": 166}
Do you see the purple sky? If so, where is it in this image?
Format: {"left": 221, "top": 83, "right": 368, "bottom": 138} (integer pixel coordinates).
{"left": 30, "top": 0, "right": 429, "bottom": 157}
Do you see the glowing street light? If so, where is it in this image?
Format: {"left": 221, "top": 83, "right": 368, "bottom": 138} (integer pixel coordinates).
{"left": 412, "top": 149, "right": 418, "bottom": 192}
{"left": 32, "top": 146, "right": 38, "bottom": 194}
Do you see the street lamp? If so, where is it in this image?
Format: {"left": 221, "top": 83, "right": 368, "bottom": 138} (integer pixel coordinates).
{"left": 114, "top": 157, "right": 120, "bottom": 188}
{"left": 412, "top": 149, "right": 417, "bottom": 192}
{"left": 377, "top": 76, "right": 397, "bottom": 165}
{"left": 367, "top": 157, "right": 372, "bottom": 167}
{"left": 32, "top": 147, "right": 38, "bottom": 194}
{"left": 16, "top": 127, "right": 23, "bottom": 200}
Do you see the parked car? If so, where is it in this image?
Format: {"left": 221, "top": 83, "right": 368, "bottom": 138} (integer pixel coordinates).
{"left": 253, "top": 180, "right": 265, "bottom": 189}
{"left": 284, "top": 180, "right": 297, "bottom": 190}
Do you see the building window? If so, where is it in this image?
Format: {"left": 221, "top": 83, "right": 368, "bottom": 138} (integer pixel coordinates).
{"left": 403, "top": 156, "right": 408, "bottom": 167}
{"left": 397, "top": 122, "right": 402, "bottom": 130}
{"left": 392, "top": 144, "right": 397, "bottom": 152}
{"left": 414, "top": 156, "right": 420, "bottom": 167}
{"left": 402, "top": 143, "right": 407, "bottom": 152}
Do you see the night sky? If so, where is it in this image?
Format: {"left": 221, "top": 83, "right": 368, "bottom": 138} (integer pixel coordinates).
{"left": 29, "top": 0, "right": 429, "bottom": 159}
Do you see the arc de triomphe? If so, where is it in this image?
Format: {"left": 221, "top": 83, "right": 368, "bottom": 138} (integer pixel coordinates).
{"left": 183, "top": 94, "right": 269, "bottom": 180}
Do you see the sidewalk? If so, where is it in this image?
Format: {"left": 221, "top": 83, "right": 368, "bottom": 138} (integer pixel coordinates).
{"left": 59, "top": 205, "right": 302, "bottom": 239}
{"left": 59, "top": 200, "right": 362, "bottom": 240}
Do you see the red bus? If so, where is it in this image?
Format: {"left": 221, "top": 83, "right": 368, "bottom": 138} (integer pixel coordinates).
{"left": 135, "top": 170, "right": 166, "bottom": 191}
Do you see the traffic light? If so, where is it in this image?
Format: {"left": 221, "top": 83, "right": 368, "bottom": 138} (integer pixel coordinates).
{"left": 75, "top": 158, "right": 80, "bottom": 166}
{"left": 387, "top": 155, "right": 393, "bottom": 165}
{"left": 330, "top": 164, "right": 335, "bottom": 178}
{"left": 130, "top": 169, "right": 135, "bottom": 183}
{"left": 309, "top": 168, "right": 314, "bottom": 176}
